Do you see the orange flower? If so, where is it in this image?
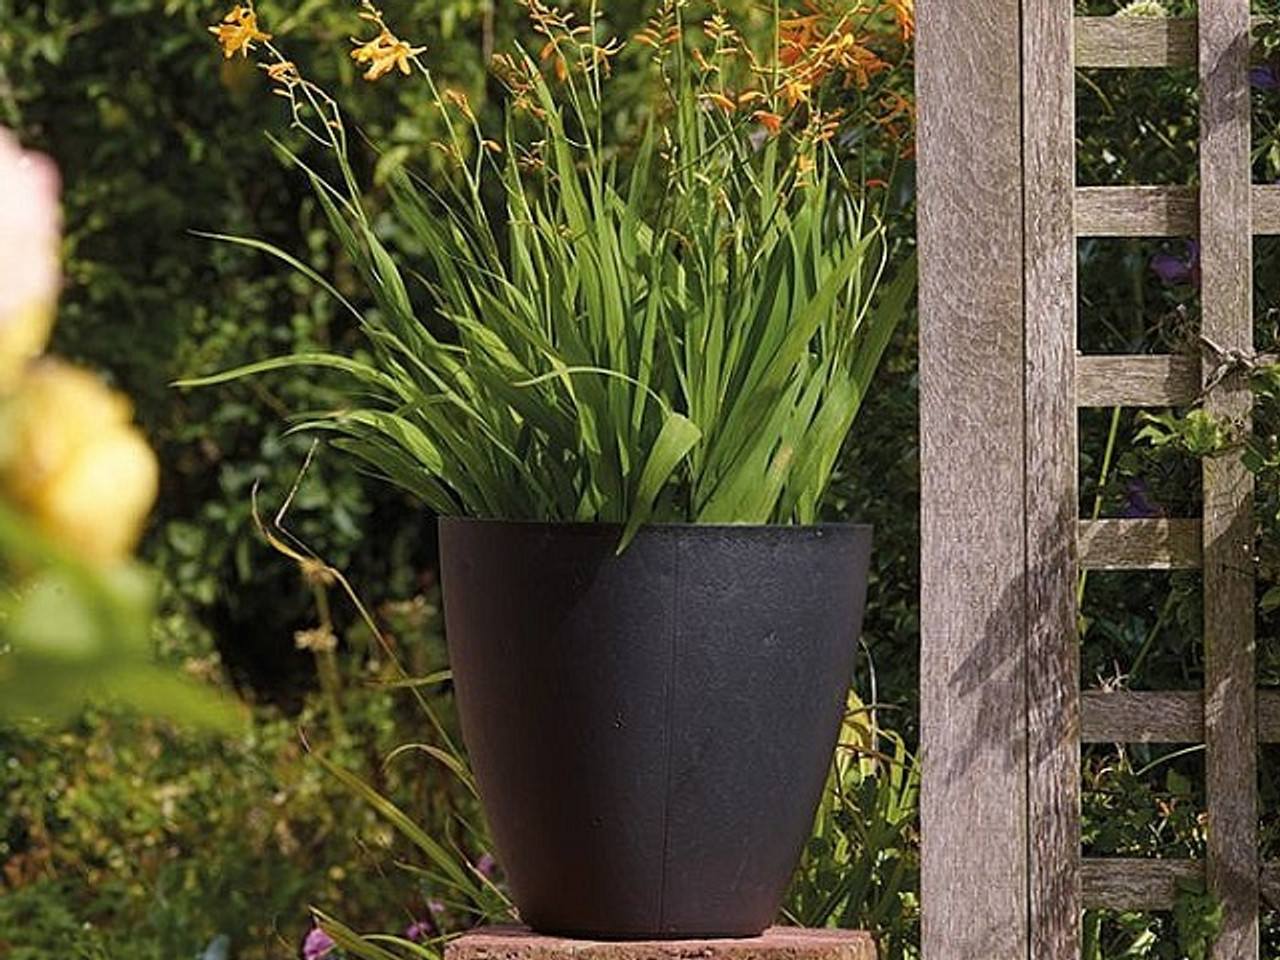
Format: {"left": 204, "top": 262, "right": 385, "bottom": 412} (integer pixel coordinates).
{"left": 691, "top": 48, "right": 715, "bottom": 73}
{"left": 539, "top": 39, "right": 569, "bottom": 82}
{"left": 702, "top": 91, "right": 737, "bottom": 114}
{"left": 887, "top": 0, "right": 914, "bottom": 42}
{"left": 878, "top": 89, "right": 915, "bottom": 124}
{"left": 752, "top": 111, "right": 783, "bottom": 136}
{"left": 208, "top": 4, "right": 272, "bottom": 60}
{"left": 442, "top": 88, "right": 476, "bottom": 122}
{"left": 780, "top": 11, "right": 823, "bottom": 54}
{"left": 261, "top": 59, "right": 301, "bottom": 93}
{"left": 779, "top": 77, "right": 812, "bottom": 109}
{"left": 634, "top": 14, "right": 680, "bottom": 51}
{"left": 351, "top": 27, "right": 426, "bottom": 81}
{"left": 583, "top": 38, "right": 623, "bottom": 77}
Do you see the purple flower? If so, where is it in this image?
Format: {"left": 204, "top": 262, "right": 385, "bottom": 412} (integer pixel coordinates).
{"left": 303, "top": 924, "right": 336, "bottom": 960}
{"left": 1121, "top": 478, "right": 1163, "bottom": 519}
{"left": 1253, "top": 64, "right": 1280, "bottom": 91}
{"left": 475, "top": 852, "right": 497, "bottom": 878}
{"left": 405, "top": 920, "right": 433, "bottom": 943}
{"left": 1150, "top": 240, "right": 1200, "bottom": 288}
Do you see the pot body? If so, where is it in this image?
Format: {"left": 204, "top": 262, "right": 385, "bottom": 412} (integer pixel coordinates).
{"left": 438, "top": 519, "right": 873, "bottom": 940}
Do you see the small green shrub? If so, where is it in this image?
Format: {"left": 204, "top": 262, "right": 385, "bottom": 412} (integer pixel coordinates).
{"left": 0, "top": 585, "right": 485, "bottom": 960}
{"left": 784, "top": 695, "right": 920, "bottom": 959}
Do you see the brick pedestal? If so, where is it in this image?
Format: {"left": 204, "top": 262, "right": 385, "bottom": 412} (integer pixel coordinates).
{"left": 445, "top": 926, "right": 876, "bottom": 960}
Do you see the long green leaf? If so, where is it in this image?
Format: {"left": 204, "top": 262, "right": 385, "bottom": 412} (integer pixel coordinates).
{"left": 619, "top": 412, "right": 701, "bottom": 549}
{"left": 174, "top": 352, "right": 404, "bottom": 394}
{"left": 310, "top": 751, "right": 477, "bottom": 894}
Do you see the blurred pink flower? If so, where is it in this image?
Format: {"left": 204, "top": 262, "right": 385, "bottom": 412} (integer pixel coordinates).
{"left": 0, "top": 128, "right": 60, "bottom": 324}
{"left": 302, "top": 923, "right": 336, "bottom": 960}
{"left": 0, "top": 127, "right": 61, "bottom": 388}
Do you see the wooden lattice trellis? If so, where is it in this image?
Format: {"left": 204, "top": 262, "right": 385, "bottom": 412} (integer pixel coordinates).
{"left": 917, "top": 3, "right": 1280, "bottom": 958}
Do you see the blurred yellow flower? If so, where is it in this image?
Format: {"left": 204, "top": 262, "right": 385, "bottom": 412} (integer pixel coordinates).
{"left": 0, "top": 129, "right": 60, "bottom": 392}
{"left": 209, "top": 4, "right": 272, "bottom": 60}
{"left": 0, "top": 361, "right": 160, "bottom": 567}
{"left": 0, "top": 300, "right": 55, "bottom": 397}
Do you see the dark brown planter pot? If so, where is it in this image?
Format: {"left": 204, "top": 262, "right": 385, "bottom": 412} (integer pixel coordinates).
{"left": 438, "top": 519, "right": 873, "bottom": 940}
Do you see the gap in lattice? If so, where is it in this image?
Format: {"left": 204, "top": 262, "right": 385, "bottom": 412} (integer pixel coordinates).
{"left": 1082, "top": 909, "right": 1195, "bottom": 956}
{"left": 1256, "top": 909, "right": 1280, "bottom": 957}
{"left": 1252, "top": 74, "right": 1280, "bottom": 184}
{"left": 1076, "top": 67, "right": 1198, "bottom": 187}
{"left": 1079, "top": 407, "right": 1203, "bottom": 519}
{"left": 1255, "top": 746, "right": 1280, "bottom": 860}
{"left": 1077, "top": 0, "right": 1198, "bottom": 14}
{"left": 1254, "top": 236, "right": 1280, "bottom": 352}
{"left": 1079, "top": 570, "right": 1205, "bottom": 690}
{"left": 1078, "top": 238, "right": 1201, "bottom": 355}
{"left": 1082, "top": 743, "right": 1206, "bottom": 860}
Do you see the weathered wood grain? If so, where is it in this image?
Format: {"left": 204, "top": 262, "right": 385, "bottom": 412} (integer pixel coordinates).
{"left": 1200, "top": 2, "right": 1259, "bottom": 955}
{"left": 1081, "top": 690, "right": 1204, "bottom": 743}
{"left": 1075, "top": 186, "right": 1197, "bottom": 237}
{"left": 1076, "top": 185, "right": 1280, "bottom": 236}
{"left": 1082, "top": 689, "right": 1280, "bottom": 743}
{"left": 917, "top": 0, "right": 1028, "bottom": 955}
{"left": 1077, "top": 519, "right": 1202, "bottom": 570}
{"left": 1024, "top": 1, "right": 1079, "bottom": 956}
{"left": 1075, "top": 354, "right": 1199, "bottom": 407}
{"left": 1074, "top": 17, "right": 1197, "bottom": 69}
{"left": 1253, "top": 185, "right": 1280, "bottom": 236}
{"left": 1081, "top": 859, "right": 1203, "bottom": 910}
{"left": 1259, "top": 689, "right": 1280, "bottom": 742}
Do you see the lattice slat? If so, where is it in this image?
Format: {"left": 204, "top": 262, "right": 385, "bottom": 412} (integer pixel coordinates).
{"left": 1075, "top": 354, "right": 1199, "bottom": 407}
{"left": 1081, "top": 691, "right": 1203, "bottom": 743}
{"left": 1083, "top": 690, "right": 1280, "bottom": 743}
{"left": 1084, "top": 860, "right": 1280, "bottom": 911}
{"left": 1077, "top": 519, "right": 1202, "bottom": 570}
{"left": 1075, "top": 186, "right": 1197, "bottom": 237}
{"left": 1253, "top": 185, "right": 1280, "bottom": 235}
{"left": 1081, "top": 859, "right": 1202, "bottom": 911}
{"left": 1074, "top": 17, "right": 1197, "bottom": 69}
{"left": 1076, "top": 184, "right": 1280, "bottom": 237}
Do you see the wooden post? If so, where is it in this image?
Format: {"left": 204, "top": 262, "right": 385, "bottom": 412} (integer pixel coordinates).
{"left": 1199, "top": 2, "right": 1258, "bottom": 957}
{"left": 917, "top": 0, "right": 1028, "bottom": 956}
{"left": 1022, "top": 0, "right": 1079, "bottom": 957}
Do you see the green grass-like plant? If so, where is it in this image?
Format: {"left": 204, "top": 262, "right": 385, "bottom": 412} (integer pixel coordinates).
{"left": 185, "top": 0, "right": 914, "bottom": 545}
